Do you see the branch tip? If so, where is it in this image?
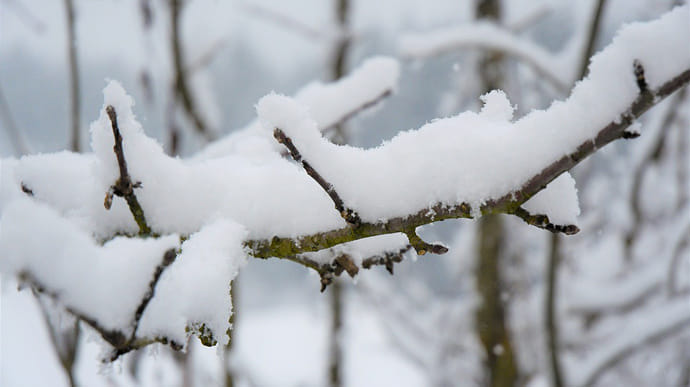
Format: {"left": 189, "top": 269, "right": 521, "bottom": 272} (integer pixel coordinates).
{"left": 105, "top": 106, "right": 151, "bottom": 236}
{"left": 514, "top": 207, "right": 579, "bottom": 235}
{"left": 273, "top": 127, "right": 361, "bottom": 226}
{"left": 633, "top": 59, "right": 648, "bottom": 93}
{"left": 405, "top": 230, "right": 448, "bottom": 255}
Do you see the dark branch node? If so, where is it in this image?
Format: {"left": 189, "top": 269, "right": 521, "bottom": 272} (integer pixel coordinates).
{"left": 313, "top": 245, "right": 412, "bottom": 291}
{"left": 405, "top": 230, "right": 448, "bottom": 256}
{"left": 633, "top": 59, "right": 648, "bottom": 93}
{"left": 622, "top": 130, "right": 641, "bottom": 139}
{"left": 21, "top": 182, "right": 34, "bottom": 196}
{"left": 105, "top": 105, "right": 151, "bottom": 236}
{"left": 273, "top": 128, "right": 361, "bottom": 226}
{"left": 130, "top": 248, "right": 178, "bottom": 340}
{"left": 513, "top": 207, "right": 580, "bottom": 235}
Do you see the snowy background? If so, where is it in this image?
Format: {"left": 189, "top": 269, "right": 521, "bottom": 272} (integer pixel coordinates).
{"left": 1, "top": 0, "right": 689, "bottom": 386}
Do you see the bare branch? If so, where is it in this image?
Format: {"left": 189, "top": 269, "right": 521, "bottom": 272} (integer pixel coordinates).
{"left": 240, "top": 2, "right": 326, "bottom": 41}
{"left": 578, "top": 0, "right": 608, "bottom": 81}
{"left": 20, "top": 248, "right": 184, "bottom": 362}
{"left": 625, "top": 88, "right": 687, "bottom": 258}
{"left": 399, "top": 22, "right": 569, "bottom": 92}
{"left": 64, "top": 0, "right": 81, "bottom": 152}
{"left": 105, "top": 105, "right": 151, "bottom": 236}
{"left": 170, "top": 0, "right": 214, "bottom": 140}
{"left": 545, "top": 234, "right": 564, "bottom": 387}
{"left": 321, "top": 89, "right": 392, "bottom": 133}
{"left": 579, "top": 303, "right": 690, "bottom": 387}
{"left": 514, "top": 207, "right": 579, "bottom": 235}
{"left": 0, "top": 84, "right": 32, "bottom": 156}
{"left": 130, "top": 248, "right": 178, "bottom": 340}
{"left": 273, "top": 128, "right": 361, "bottom": 226}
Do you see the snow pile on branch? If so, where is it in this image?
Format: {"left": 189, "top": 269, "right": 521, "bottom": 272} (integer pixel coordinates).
{"left": 0, "top": 5, "right": 688, "bottom": 357}
{"left": 197, "top": 56, "right": 400, "bottom": 160}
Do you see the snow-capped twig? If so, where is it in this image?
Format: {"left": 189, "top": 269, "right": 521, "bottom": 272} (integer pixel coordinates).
{"left": 577, "top": 0, "right": 608, "bottom": 81}
{"left": 18, "top": 269, "right": 184, "bottom": 361}
{"left": 129, "top": 248, "right": 177, "bottom": 342}
{"left": 104, "top": 105, "right": 151, "bottom": 236}
{"left": 247, "top": 62, "right": 690, "bottom": 260}
{"left": 273, "top": 127, "right": 361, "bottom": 226}
{"left": 399, "top": 21, "right": 569, "bottom": 91}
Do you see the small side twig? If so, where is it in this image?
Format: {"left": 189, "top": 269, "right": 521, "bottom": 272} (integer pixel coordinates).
{"left": 404, "top": 229, "right": 448, "bottom": 256}
{"left": 273, "top": 127, "right": 361, "bottom": 226}
{"left": 19, "top": 248, "right": 184, "bottom": 362}
{"left": 64, "top": 0, "right": 81, "bottom": 152}
{"left": 513, "top": 207, "right": 580, "bottom": 235}
{"left": 361, "top": 245, "right": 413, "bottom": 275}
{"left": 105, "top": 105, "right": 151, "bottom": 236}
{"left": 0, "top": 84, "right": 32, "bottom": 156}
{"left": 170, "top": 0, "right": 214, "bottom": 141}
{"left": 321, "top": 89, "right": 392, "bottom": 133}
{"left": 130, "top": 248, "right": 178, "bottom": 340}
{"left": 286, "top": 244, "right": 412, "bottom": 291}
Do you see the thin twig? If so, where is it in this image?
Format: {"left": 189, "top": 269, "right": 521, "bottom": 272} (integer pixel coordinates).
{"left": 321, "top": 89, "right": 392, "bottom": 133}
{"left": 64, "top": 0, "right": 81, "bottom": 152}
{"left": 33, "top": 292, "right": 80, "bottom": 387}
{"left": 240, "top": 2, "right": 325, "bottom": 41}
{"left": 20, "top": 248, "right": 185, "bottom": 363}
{"left": 105, "top": 105, "right": 152, "bottom": 236}
{"left": 546, "top": 234, "right": 564, "bottom": 387}
{"left": 291, "top": 244, "right": 412, "bottom": 292}
{"left": 0, "top": 84, "right": 31, "bottom": 156}
{"left": 514, "top": 207, "right": 579, "bottom": 235}
{"left": 404, "top": 229, "right": 448, "bottom": 255}
{"left": 170, "top": 0, "right": 214, "bottom": 140}
{"left": 273, "top": 128, "right": 361, "bottom": 226}
{"left": 130, "top": 248, "right": 177, "bottom": 340}
{"left": 578, "top": 0, "right": 608, "bottom": 81}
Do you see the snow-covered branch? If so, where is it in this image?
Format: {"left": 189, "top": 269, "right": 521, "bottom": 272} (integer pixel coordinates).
{"left": 248, "top": 61, "right": 690, "bottom": 260}
{"left": 1, "top": 5, "right": 689, "bottom": 360}
{"left": 399, "top": 21, "right": 570, "bottom": 91}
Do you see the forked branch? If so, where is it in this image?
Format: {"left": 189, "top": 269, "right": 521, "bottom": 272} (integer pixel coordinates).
{"left": 247, "top": 62, "right": 690, "bottom": 261}
{"left": 104, "top": 105, "right": 151, "bottom": 236}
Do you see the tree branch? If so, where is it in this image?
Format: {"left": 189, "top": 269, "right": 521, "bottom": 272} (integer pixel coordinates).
{"left": 514, "top": 207, "right": 579, "bottom": 235}
{"left": 104, "top": 105, "right": 151, "bottom": 236}
{"left": 0, "top": 83, "right": 31, "bottom": 156}
{"left": 170, "top": 0, "right": 214, "bottom": 141}
{"left": 321, "top": 89, "right": 392, "bottom": 133}
{"left": 287, "top": 244, "right": 413, "bottom": 292}
{"left": 246, "top": 63, "right": 690, "bottom": 261}
{"left": 64, "top": 0, "right": 81, "bottom": 152}
{"left": 273, "top": 128, "right": 361, "bottom": 226}
{"left": 20, "top": 247, "right": 183, "bottom": 362}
